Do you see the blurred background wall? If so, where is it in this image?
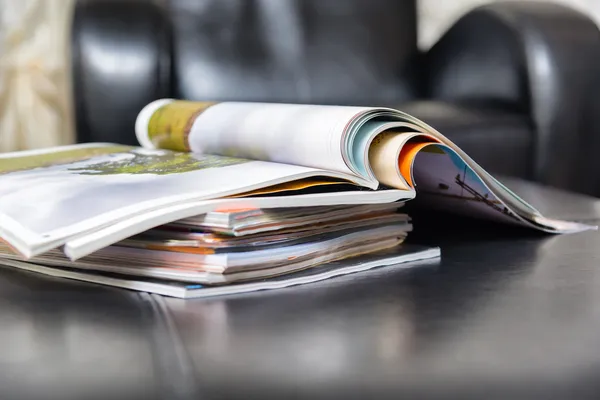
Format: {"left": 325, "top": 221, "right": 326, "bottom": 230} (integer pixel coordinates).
{"left": 419, "top": 0, "right": 600, "bottom": 48}
{"left": 0, "top": 0, "right": 598, "bottom": 152}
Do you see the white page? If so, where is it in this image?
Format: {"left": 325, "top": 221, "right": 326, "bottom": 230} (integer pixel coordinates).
{"left": 183, "top": 102, "right": 371, "bottom": 176}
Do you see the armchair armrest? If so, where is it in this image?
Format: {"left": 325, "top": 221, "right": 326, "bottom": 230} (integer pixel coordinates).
{"left": 426, "top": 2, "right": 600, "bottom": 194}
{"left": 72, "top": 0, "right": 171, "bottom": 145}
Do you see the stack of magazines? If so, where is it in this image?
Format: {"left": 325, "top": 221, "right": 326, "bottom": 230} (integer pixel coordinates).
{"left": 0, "top": 201, "right": 431, "bottom": 298}
{"left": 0, "top": 100, "right": 592, "bottom": 298}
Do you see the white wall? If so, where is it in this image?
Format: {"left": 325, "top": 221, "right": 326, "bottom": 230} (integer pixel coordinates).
{"left": 418, "top": 0, "right": 600, "bottom": 49}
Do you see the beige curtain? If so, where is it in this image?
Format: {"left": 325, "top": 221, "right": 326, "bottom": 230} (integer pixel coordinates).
{"left": 0, "top": 0, "right": 75, "bottom": 152}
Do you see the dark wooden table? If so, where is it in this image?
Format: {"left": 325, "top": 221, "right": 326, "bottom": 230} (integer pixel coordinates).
{"left": 1, "top": 178, "right": 600, "bottom": 400}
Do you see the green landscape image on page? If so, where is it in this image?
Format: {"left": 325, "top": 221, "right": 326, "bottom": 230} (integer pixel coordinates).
{"left": 66, "top": 149, "right": 248, "bottom": 175}
{"left": 0, "top": 144, "right": 133, "bottom": 174}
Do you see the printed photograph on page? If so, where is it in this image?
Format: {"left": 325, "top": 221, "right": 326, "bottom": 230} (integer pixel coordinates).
{"left": 411, "top": 144, "right": 523, "bottom": 225}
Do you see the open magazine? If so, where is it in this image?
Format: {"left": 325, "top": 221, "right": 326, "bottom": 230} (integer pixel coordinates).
{"left": 136, "top": 100, "right": 596, "bottom": 231}
{"left": 0, "top": 99, "right": 594, "bottom": 262}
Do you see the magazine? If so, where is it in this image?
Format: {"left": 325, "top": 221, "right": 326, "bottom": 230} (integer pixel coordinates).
{"left": 172, "top": 202, "right": 406, "bottom": 235}
{"left": 0, "top": 100, "right": 594, "bottom": 261}
{"left": 0, "top": 200, "right": 416, "bottom": 296}
{"left": 0, "top": 223, "right": 409, "bottom": 284}
{"left": 0, "top": 246, "right": 440, "bottom": 298}
{"left": 0, "top": 145, "right": 406, "bottom": 258}
{"left": 135, "top": 100, "right": 593, "bottom": 233}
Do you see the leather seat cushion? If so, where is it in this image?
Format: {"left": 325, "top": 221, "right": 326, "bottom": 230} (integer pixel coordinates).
{"left": 397, "top": 101, "right": 534, "bottom": 179}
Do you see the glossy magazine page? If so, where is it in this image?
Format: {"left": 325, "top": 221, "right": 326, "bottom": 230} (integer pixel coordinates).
{"left": 0, "top": 143, "right": 373, "bottom": 257}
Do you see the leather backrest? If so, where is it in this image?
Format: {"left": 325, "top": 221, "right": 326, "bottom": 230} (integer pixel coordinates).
{"left": 426, "top": 9, "right": 529, "bottom": 111}
{"left": 167, "top": 0, "right": 420, "bottom": 105}
{"left": 72, "top": 0, "right": 171, "bottom": 144}
{"left": 427, "top": 2, "right": 600, "bottom": 194}
{"left": 72, "top": 0, "right": 419, "bottom": 143}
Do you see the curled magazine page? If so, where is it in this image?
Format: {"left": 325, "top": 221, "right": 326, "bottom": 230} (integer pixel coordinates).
{"left": 136, "top": 99, "right": 373, "bottom": 179}
{"left": 382, "top": 110, "right": 544, "bottom": 218}
{"left": 409, "top": 144, "right": 595, "bottom": 232}
{"left": 368, "top": 131, "right": 439, "bottom": 189}
{"left": 0, "top": 144, "right": 371, "bottom": 257}
{"left": 343, "top": 108, "right": 545, "bottom": 219}
{"left": 342, "top": 110, "right": 595, "bottom": 233}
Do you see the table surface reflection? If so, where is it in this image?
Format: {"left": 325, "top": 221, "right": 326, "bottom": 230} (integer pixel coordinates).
{"left": 1, "top": 178, "right": 600, "bottom": 400}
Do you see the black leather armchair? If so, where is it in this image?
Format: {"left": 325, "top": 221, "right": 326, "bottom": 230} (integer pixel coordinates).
{"left": 71, "top": 0, "right": 600, "bottom": 196}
